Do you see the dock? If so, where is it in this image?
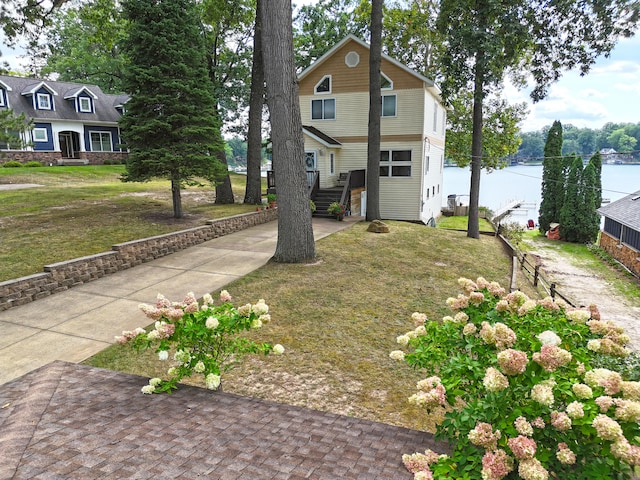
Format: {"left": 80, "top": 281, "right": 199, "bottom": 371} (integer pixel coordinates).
{"left": 493, "top": 200, "right": 536, "bottom": 224}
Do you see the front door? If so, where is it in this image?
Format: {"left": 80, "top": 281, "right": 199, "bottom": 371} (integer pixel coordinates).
{"left": 304, "top": 151, "right": 317, "bottom": 186}
{"left": 59, "top": 132, "right": 80, "bottom": 159}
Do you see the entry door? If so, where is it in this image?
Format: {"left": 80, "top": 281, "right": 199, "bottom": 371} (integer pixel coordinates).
{"left": 59, "top": 132, "right": 79, "bottom": 158}
{"left": 304, "top": 151, "right": 317, "bottom": 170}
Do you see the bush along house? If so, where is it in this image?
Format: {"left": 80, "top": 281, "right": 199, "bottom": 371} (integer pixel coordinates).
{"left": 275, "top": 35, "right": 446, "bottom": 224}
{"left": 0, "top": 75, "right": 128, "bottom": 165}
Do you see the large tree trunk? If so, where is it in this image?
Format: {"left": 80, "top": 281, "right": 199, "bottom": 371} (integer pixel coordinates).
{"left": 171, "top": 177, "right": 183, "bottom": 218}
{"left": 261, "top": 0, "right": 316, "bottom": 263}
{"left": 244, "top": 0, "right": 265, "bottom": 205}
{"left": 467, "top": 50, "right": 484, "bottom": 239}
{"left": 214, "top": 113, "right": 235, "bottom": 204}
{"left": 366, "top": 0, "right": 383, "bottom": 221}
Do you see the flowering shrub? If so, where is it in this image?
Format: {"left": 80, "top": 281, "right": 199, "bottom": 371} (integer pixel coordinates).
{"left": 116, "top": 290, "right": 283, "bottom": 394}
{"left": 391, "top": 277, "right": 640, "bottom": 479}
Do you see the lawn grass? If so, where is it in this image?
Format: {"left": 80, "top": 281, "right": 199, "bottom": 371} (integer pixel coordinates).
{"left": 85, "top": 221, "right": 518, "bottom": 431}
{"left": 436, "top": 215, "right": 494, "bottom": 232}
{"left": 0, "top": 166, "right": 264, "bottom": 281}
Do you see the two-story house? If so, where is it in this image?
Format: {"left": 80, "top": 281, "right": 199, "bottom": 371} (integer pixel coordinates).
{"left": 298, "top": 35, "right": 446, "bottom": 224}
{"left": 0, "top": 75, "right": 128, "bottom": 165}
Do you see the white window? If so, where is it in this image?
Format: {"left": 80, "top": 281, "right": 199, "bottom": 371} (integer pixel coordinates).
{"left": 0, "top": 90, "right": 5, "bottom": 107}
{"left": 433, "top": 100, "right": 438, "bottom": 132}
{"left": 79, "top": 97, "right": 92, "bottom": 113}
{"left": 311, "top": 98, "right": 335, "bottom": 120}
{"left": 315, "top": 75, "right": 331, "bottom": 94}
{"left": 380, "top": 149, "right": 411, "bottom": 177}
{"left": 425, "top": 155, "right": 430, "bottom": 173}
{"left": 90, "top": 131, "right": 113, "bottom": 152}
{"left": 381, "top": 73, "right": 393, "bottom": 90}
{"left": 37, "top": 93, "right": 52, "bottom": 110}
{"left": 330, "top": 152, "right": 335, "bottom": 175}
{"left": 33, "top": 128, "right": 48, "bottom": 142}
{"left": 382, "top": 95, "right": 396, "bottom": 117}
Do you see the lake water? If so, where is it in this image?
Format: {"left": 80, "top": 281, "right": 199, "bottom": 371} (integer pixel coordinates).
{"left": 442, "top": 164, "right": 640, "bottom": 225}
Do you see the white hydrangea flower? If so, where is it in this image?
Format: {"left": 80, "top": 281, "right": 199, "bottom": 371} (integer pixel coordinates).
{"left": 273, "top": 344, "right": 285, "bottom": 355}
{"left": 537, "top": 330, "right": 561, "bottom": 346}
{"left": 158, "top": 351, "right": 169, "bottom": 361}
{"left": 206, "top": 316, "right": 219, "bottom": 329}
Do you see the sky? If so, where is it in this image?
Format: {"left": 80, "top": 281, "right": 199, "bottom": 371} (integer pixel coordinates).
{"left": 1, "top": 6, "right": 639, "bottom": 133}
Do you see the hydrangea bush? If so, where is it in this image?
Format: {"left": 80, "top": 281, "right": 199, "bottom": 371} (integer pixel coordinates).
{"left": 390, "top": 277, "right": 640, "bottom": 480}
{"left": 116, "top": 290, "right": 283, "bottom": 394}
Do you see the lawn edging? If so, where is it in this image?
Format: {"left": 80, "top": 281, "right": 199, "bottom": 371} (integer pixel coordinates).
{"left": 0, "top": 208, "right": 278, "bottom": 311}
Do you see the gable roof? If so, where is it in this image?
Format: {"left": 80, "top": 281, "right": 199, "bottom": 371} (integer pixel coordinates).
{"left": 298, "top": 34, "right": 441, "bottom": 99}
{"left": 302, "top": 125, "right": 342, "bottom": 148}
{"left": 598, "top": 189, "right": 640, "bottom": 231}
{"left": 0, "top": 75, "right": 128, "bottom": 124}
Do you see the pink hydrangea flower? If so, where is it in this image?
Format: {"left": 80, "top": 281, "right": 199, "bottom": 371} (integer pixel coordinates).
{"left": 614, "top": 399, "right": 640, "bottom": 423}
{"left": 532, "top": 344, "right": 572, "bottom": 372}
{"left": 508, "top": 435, "right": 537, "bottom": 460}
{"left": 481, "top": 449, "right": 513, "bottom": 480}
{"left": 556, "top": 443, "right": 576, "bottom": 465}
{"left": 621, "top": 381, "right": 640, "bottom": 401}
{"left": 468, "top": 422, "right": 501, "bottom": 450}
{"left": 517, "top": 458, "right": 549, "bottom": 480}
{"left": 219, "top": 289, "right": 232, "bottom": 302}
{"left": 514, "top": 416, "right": 534, "bottom": 436}
{"left": 494, "top": 323, "right": 517, "bottom": 349}
{"left": 484, "top": 367, "right": 509, "bottom": 392}
{"left": 595, "top": 396, "right": 615, "bottom": 413}
{"left": 592, "top": 414, "right": 623, "bottom": 441}
{"left": 497, "top": 349, "right": 528, "bottom": 376}
{"left": 550, "top": 411, "right": 572, "bottom": 431}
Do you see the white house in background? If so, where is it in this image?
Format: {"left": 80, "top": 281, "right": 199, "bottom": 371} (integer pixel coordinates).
{"left": 0, "top": 75, "right": 128, "bottom": 165}
{"left": 297, "top": 34, "right": 446, "bottom": 224}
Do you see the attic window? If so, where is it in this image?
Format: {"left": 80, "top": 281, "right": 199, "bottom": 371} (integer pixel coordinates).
{"left": 345, "top": 51, "right": 360, "bottom": 68}
{"left": 79, "top": 97, "right": 92, "bottom": 113}
{"left": 315, "top": 76, "right": 331, "bottom": 94}
{"left": 37, "top": 93, "right": 52, "bottom": 110}
{"left": 381, "top": 72, "right": 393, "bottom": 90}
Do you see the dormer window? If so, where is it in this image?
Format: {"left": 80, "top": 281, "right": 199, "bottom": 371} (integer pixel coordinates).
{"left": 315, "top": 75, "right": 331, "bottom": 94}
{"left": 381, "top": 72, "right": 393, "bottom": 90}
{"left": 79, "top": 97, "right": 92, "bottom": 113}
{"left": 37, "top": 93, "right": 52, "bottom": 110}
{"left": 0, "top": 89, "right": 5, "bottom": 107}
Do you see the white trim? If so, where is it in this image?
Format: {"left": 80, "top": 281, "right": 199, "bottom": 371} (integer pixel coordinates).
{"left": 311, "top": 98, "right": 336, "bottom": 120}
{"left": 381, "top": 72, "right": 393, "bottom": 90}
{"left": 0, "top": 90, "right": 5, "bottom": 107}
{"left": 37, "top": 93, "right": 52, "bottom": 110}
{"left": 79, "top": 97, "right": 92, "bottom": 113}
{"left": 314, "top": 75, "right": 332, "bottom": 94}
{"left": 381, "top": 94, "right": 397, "bottom": 117}
{"left": 89, "top": 130, "right": 113, "bottom": 152}
{"left": 33, "top": 128, "right": 48, "bottom": 142}
{"left": 302, "top": 127, "right": 342, "bottom": 148}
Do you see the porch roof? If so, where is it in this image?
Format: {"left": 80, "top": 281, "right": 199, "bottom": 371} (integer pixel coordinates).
{"left": 302, "top": 125, "right": 342, "bottom": 148}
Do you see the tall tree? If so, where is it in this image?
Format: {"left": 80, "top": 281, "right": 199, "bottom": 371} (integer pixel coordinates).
{"left": 244, "top": 0, "right": 265, "bottom": 205}
{"left": 261, "top": 0, "right": 316, "bottom": 263}
{"left": 538, "top": 120, "right": 564, "bottom": 233}
{"left": 437, "top": 0, "right": 639, "bottom": 239}
{"left": 559, "top": 155, "right": 583, "bottom": 242}
{"left": 366, "top": 0, "right": 383, "bottom": 221}
{"left": 589, "top": 150, "right": 602, "bottom": 209}
{"left": 119, "top": 0, "right": 226, "bottom": 219}
{"left": 581, "top": 160, "right": 601, "bottom": 243}
{"left": 446, "top": 93, "right": 526, "bottom": 170}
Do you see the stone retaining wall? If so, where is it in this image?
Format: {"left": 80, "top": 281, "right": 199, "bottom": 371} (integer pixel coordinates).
{"left": 599, "top": 231, "right": 640, "bottom": 277}
{"left": 0, "top": 209, "right": 278, "bottom": 311}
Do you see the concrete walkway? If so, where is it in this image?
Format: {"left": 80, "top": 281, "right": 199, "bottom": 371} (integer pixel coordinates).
{"left": 0, "top": 216, "right": 360, "bottom": 385}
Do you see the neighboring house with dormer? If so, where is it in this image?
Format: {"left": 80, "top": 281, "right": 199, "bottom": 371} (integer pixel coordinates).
{"left": 0, "top": 75, "right": 128, "bottom": 165}
{"left": 295, "top": 35, "right": 446, "bottom": 224}
{"left": 597, "top": 190, "right": 640, "bottom": 277}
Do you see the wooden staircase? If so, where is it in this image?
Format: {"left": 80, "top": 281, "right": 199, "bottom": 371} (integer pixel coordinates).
{"left": 313, "top": 187, "right": 343, "bottom": 218}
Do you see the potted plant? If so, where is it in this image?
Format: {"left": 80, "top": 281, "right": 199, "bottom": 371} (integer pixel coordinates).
{"left": 327, "top": 201, "right": 346, "bottom": 221}
{"left": 266, "top": 193, "right": 277, "bottom": 208}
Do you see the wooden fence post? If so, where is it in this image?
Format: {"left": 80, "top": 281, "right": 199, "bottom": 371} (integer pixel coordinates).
{"left": 550, "top": 282, "right": 556, "bottom": 299}
{"left": 533, "top": 265, "right": 539, "bottom": 287}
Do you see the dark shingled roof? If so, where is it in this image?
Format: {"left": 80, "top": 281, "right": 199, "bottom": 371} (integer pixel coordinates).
{"left": 0, "top": 361, "right": 447, "bottom": 479}
{"left": 597, "top": 189, "right": 640, "bottom": 231}
{"left": 0, "top": 75, "right": 127, "bottom": 124}
{"left": 303, "top": 126, "right": 342, "bottom": 147}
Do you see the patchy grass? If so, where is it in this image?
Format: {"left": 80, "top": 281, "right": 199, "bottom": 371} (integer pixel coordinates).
{"left": 437, "top": 215, "right": 494, "bottom": 232}
{"left": 0, "top": 166, "right": 264, "bottom": 281}
{"left": 85, "top": 221, "right": 519, "bottom": 431}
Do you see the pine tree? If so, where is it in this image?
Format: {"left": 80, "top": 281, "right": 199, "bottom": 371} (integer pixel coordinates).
{"left": 588, "top": 150, "right": 602, "bottom": 209}
{"left": 580, "top": 161, "right": 600, "bottom": 243}
{"left": 119, "top": 0, "right": 226, "bottom": 218}
{"left": 538, "top": 120, "right": 564, "bottom": 234}
{"left": 559, "top": 155, "right": 583, "bottom": 242}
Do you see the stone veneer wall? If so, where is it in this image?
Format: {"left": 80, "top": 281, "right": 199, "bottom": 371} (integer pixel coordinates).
{"left": 599, "top": 231, "right": 640, "bottom": 277}
{"left": 1, "top": 151, "right": 128, "bottom": 165}
{"left": 0, "top": 209, "right": 278, "bottom": 311}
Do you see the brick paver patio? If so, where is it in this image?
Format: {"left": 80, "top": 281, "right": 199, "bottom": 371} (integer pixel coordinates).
{"left": 0, "top": 362, "right": 446, "bottom": 479}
